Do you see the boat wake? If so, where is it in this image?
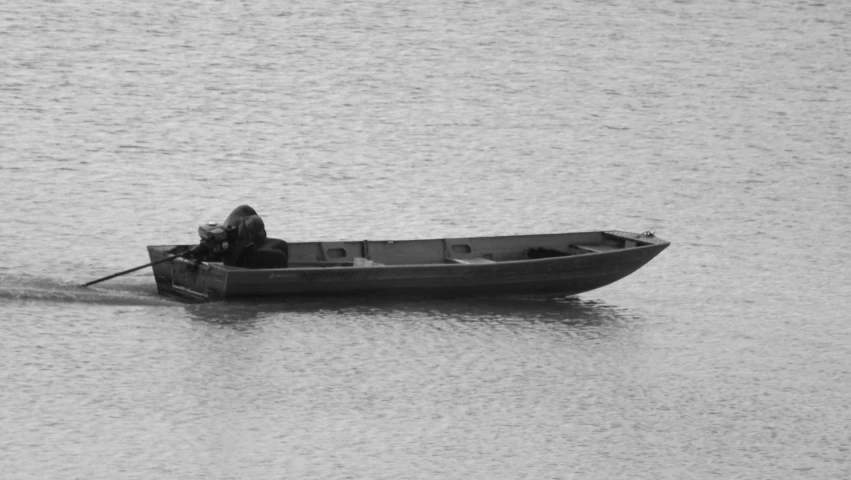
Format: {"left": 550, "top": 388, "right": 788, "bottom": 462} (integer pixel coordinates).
{"left": 0, "top": 274, "right": 177, "bottom": 307}
{"left": 0, "top": 274, "right": 646, "bottom": 328}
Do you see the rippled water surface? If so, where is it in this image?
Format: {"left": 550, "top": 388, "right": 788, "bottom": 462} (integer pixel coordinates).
{"left": 2, "top": 1, "right": 849, "bottom": 478}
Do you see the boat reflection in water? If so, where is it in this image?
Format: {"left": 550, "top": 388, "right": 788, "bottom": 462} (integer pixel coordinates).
{"left": 180, "top": 293, "right": 647, "bottom": 341}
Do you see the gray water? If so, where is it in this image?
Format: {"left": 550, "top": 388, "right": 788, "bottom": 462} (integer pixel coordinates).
{"left": 2, "top": 1, "right": 849, "bottom": 478}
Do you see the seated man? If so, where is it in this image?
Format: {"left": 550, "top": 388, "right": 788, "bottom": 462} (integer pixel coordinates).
{"left": 222, "top": 205, "right": 289, "bottom": 268}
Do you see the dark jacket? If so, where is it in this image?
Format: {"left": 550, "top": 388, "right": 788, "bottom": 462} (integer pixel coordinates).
{"left": 222, "top": 205, "right": 288, "bottom": 268}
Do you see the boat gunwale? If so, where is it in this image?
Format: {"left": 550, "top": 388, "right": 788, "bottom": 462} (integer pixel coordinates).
{"left": 156, "top": 237, "right": 669, "bottom": 273}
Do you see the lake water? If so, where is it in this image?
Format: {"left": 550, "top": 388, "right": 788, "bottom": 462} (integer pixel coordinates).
{"left": 1, "top": 0, "right": 849, "bottom": 478}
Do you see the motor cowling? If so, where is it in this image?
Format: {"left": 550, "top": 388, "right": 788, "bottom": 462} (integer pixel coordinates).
{"left": 196, "top": 222, "right": 237, "bottom": 258}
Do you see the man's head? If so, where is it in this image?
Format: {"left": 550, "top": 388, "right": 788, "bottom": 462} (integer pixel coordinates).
{"left": 241, "top": 215, "right": 267, "bottom": 243}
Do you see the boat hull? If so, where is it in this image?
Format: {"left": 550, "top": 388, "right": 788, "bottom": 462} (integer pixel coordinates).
{"left": 147, "top": 231, "right": 669, "bottom": 302}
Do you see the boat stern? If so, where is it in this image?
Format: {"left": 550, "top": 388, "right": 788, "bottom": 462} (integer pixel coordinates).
{"left": 146, "top": 245, "right": 227, "bottom": 302}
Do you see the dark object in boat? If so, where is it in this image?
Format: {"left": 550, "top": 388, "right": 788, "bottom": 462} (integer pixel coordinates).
{"left": 201, "top": 205, "right": 289, "bottom": 269}
{"left": 236, "top": 237, "right": 289, "bottom": 269}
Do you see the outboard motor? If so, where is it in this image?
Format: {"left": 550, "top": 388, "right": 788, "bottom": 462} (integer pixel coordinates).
{"left": 194, "top": 221, "right": 238, "bottom": 261}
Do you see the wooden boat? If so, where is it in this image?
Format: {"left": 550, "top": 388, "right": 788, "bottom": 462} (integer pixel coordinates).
{"left": 146, "top": 230, "right": 669, "bottom": 302}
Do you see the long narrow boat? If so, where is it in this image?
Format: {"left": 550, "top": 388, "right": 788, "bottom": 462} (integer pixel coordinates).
{"left": 145, "top": 230, "right": 669, "bottom": 302}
